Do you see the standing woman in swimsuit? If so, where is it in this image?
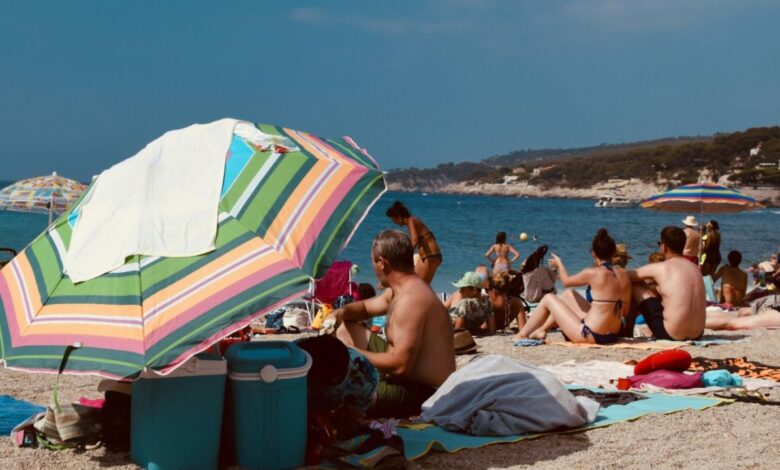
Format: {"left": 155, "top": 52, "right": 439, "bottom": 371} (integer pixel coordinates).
{"left": 515, "top": 229, "right": 631, "bottom": 344}
{"left": 485, "top": 231, "right": 520, "bottom": 274}
{"left": 386, "top": 201, "right": 442, "bottom": 284}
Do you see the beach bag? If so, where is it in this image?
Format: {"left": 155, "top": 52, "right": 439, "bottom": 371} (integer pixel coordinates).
{"left": 522, "top": 266, "right": 557, "bottom": 302}
{"left": 32, "top": 344, "right": 102, "bottom": 448}
{"left": 33, "top": 402, "right": 102, "bottom": 446}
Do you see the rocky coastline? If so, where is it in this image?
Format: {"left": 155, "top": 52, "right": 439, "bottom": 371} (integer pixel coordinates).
{"left": 387, "top": 180, "right": 780, "bottom": 206}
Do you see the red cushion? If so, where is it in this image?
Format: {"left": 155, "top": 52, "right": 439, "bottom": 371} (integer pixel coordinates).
{"left": 634, "top": 350, "right": 692, "bottom": 375}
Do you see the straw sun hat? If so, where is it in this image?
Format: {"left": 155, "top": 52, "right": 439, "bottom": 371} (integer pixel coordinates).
{"left": 682, "top": 215, "right": 698, "bottom": 227}
{"left": 453, "top": 328, "right": 478, "bottom": 355}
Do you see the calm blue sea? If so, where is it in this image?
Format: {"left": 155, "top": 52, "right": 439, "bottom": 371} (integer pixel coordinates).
{"left": 1, "top": 192, "right": 778, "bottom": 294}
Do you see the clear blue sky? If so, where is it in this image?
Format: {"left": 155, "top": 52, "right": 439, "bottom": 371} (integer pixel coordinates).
{"left": 2, "top": 0, "right": 780, "bottom": 181}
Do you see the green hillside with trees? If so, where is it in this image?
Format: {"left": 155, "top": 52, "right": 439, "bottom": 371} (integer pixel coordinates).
{"left": 387, "top": 127, "right": 780, "bottom": 189}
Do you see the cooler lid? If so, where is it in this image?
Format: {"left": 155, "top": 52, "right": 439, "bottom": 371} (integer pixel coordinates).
{"left": 225, "top": 340, "right": 308, "bottom": 373}
{"left": 139, "top": 353, "right": 227, "bottom": 379}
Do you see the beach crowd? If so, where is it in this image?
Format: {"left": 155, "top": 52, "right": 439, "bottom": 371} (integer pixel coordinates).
{"left": 315, "top": 201, "right": 780, "bottom": 420}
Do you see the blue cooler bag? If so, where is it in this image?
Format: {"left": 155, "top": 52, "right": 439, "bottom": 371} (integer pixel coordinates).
{"left": 131, "top": 354, "right": 227, "bottom": 470}
{"left": 225, "top": 341, "right": 312, "bottom": 470}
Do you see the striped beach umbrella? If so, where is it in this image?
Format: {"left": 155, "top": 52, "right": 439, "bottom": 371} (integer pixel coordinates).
{"left": 0, "top": 123, "right": 386, "bottom": 379}
{"left": 640, "top": 183, "right": 763, "bottom": 213}
{"left": 0, "top": 172, "right": 87, "bottom": 224}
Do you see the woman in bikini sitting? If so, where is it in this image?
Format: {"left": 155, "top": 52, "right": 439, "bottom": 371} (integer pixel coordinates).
{"left": 386, "top": 201, "right": 442, "bottom": 284}
{"left": 485, "top": 231, "right": 520, "bottom": 274}
{"left": 515, "top": 228, "right": 631, "bottom": 345}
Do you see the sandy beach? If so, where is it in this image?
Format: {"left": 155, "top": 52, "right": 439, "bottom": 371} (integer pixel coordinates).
{"left": 3, "top": 327, "right": 779, "bottom": 470}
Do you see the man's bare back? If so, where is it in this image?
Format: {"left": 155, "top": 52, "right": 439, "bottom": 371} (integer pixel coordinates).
{"left": 383, "top": 276, "right": 455, "bottom": 387}
{"left": 650, "top": 257, "right": 706, "bottom": 337}
{"left": 630, "top": 256, "right": 706, "bottom": 339}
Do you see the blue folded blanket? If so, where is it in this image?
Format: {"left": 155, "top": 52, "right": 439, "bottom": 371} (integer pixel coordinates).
{"left": 0, "top": 395, "right": 45, "bottom": 435}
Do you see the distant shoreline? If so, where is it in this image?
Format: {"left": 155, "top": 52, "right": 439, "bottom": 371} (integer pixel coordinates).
{"left": 387, "top": 181, "right": 780, "bottom": 207}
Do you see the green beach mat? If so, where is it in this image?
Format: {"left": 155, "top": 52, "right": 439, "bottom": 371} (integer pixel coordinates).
{"left": 398, "top": 389, "right": 726, "bottom": 460}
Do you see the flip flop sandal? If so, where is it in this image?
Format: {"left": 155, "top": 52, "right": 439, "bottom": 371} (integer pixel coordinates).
{"left": 324, "top": 430, "right": 406, "bottom": 469}
{"left": 714, "top": 388, "right": 780, "bottom": 406}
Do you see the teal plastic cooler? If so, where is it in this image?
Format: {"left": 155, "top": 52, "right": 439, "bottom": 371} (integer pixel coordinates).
{"left": 131, "top": 354, "right": 227, "bottom": 470}
{"left": 225, "top": 341, "right": 312, "bottom": 470}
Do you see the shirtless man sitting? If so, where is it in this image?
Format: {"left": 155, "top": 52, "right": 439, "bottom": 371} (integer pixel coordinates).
{"left": 621, "top": 226, "right": 706, "bottom": 340}
{"left": 335, "top": 230, "right": 456, "bottom": 418}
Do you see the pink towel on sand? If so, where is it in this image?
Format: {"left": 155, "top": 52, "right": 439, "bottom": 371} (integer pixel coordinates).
{"left": 628, "top": 370, "right": 704, "bottom": 389}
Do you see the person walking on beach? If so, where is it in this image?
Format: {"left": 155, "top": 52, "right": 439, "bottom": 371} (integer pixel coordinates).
{"left": 681, "top": 215, "right": 700, "bottom": 263}
{"left": 515, "top": 229, "right": 630, "bottom": 344}
{"left": 335, "top": 230, "right": 455, "bottom": 418}
{"left": 485, "top": 231, "right": 521, "bottom": 274}
{"left": 620, "top": 226, "right": 706, "bottom": 340}
{"left": 386, "top": 201, "right": 442, "bottom": 284}
{"left": 700, "top": 220, "right": 722, "bottom": 276}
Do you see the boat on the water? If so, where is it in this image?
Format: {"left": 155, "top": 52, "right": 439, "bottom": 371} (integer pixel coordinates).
{"left": 594, "top": 193, "right": 635, "bottom": 208}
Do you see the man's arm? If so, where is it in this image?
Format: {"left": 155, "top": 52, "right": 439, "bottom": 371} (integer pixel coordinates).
{"left": 336, "top": 288, "right": 392, "bottom": 322}
{"left": 627, "top": 263, "right": 662, "bottom": 283}
{"left": 359, "top": 296, "right": 426, "bottom": 377}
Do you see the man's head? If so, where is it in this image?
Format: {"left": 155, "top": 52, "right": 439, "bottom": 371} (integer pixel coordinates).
{"left": 371, "top": 230, "right": 414, "bottom": 286}
{"left": 659, "top": 226, "right": 686, "bottom": 256}
{"left": 727, "top": 250, "right": 742, "bottom": 267}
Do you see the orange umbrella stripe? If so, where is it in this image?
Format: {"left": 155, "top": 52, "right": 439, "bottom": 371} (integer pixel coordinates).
{"left": 141, "top": 243, "right": 286, "bottom": 334}
{"left": 20, "top": 322, "right": 144, "bottom": 340}
{"left": 142, "top": 237, "right": 268, "bottom": 308}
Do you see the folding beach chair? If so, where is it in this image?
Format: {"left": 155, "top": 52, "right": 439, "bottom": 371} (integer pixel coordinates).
{"left": 306, "top": 261, "right": 357, "bottom": 322}
{"left": 703, "top": 275, "right": 718, "bottom": 304}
